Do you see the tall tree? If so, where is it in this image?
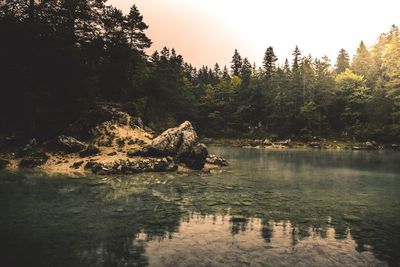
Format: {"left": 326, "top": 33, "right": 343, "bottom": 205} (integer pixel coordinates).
{"left": 241, "top": 57, "right": 252, "bottom": 88}
{"left": 124, "top": 4, "right": 152, "bottom": 51}
{"left": 335, "top": 48, "right": 350, "bottom": 74}
{"left": 230, "top": 49, "right": 242, "bottom": 76}
{"left": 262, "top": 46, "right": 278, "bottom": 79}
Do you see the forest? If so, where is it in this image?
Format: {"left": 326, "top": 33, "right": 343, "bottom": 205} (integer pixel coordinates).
{"left": 1, "top": 1, "right": 399, "bottom": 142}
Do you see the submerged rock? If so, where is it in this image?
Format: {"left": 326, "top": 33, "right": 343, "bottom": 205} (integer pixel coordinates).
{"left": 206, "top": 154, "right": 229, "bottom": 166}
{"left": 57, "top": 135, "right": 86, "bottom": 153}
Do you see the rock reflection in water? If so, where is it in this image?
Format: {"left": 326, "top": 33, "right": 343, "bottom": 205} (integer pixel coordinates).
{"left": 145, "top": 214, "right": 386, "bottom": 267}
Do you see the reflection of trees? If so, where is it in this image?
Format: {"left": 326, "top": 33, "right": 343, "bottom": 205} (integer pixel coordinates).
{"left": 0, "top": 173, "right": 182, "bottom": 267}
{"left": 159, "top": 162, "right": 400, "bottom": 267}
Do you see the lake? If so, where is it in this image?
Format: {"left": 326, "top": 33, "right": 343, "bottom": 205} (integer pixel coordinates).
{"left": 0, "top": 147, "right": 399, "bottom": 267}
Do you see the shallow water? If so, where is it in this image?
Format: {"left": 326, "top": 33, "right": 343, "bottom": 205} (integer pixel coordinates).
{"left": 0, "top": 147, "right": 399, "bottom": 267}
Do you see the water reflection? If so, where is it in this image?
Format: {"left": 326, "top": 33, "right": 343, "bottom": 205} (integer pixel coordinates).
{"left": 0, "top": 147, "right": 399, "bottom": 266}
{"left": 145, "top": 214, "right": 386, "bottom": 267}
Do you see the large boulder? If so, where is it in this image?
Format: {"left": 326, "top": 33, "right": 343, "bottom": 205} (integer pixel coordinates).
{"left": 149, "top": 121, "right": 210, "bottom": 169}
{"left": 57, "top": 135, "right": 86, "bottom": 153}
{"left": 151, "top": 121, "right": 198, "bottom": 157}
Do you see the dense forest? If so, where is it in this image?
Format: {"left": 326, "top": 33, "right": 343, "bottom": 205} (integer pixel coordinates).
{"left": 1, "top": 1, "right": 399, "bottom": 142}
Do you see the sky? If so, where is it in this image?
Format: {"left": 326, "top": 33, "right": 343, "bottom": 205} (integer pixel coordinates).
{"left": 108, "top": 0, "right": 400, "bottom": 68}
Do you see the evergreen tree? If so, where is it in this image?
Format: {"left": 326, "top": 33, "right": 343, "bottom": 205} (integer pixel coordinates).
{"left": 335, "top": 48, "right": 350, "bottom": 74}
{"left": 262, "top": 46, "right": 278, "bottom": 79}
{"left": 222, "top": 66, "right": 230, "bottom": 80}
{"left": 124, "top": 5, "right": 152, "bottom": 51}
{"left": 231, "top": 49, "right": 242, "bottom": 76}
{"left": 241, "top": 57, "right": 252, "bottom": 88}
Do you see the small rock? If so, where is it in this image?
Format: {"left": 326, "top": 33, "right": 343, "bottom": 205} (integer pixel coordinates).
{"left": 116, "top": 138, "right": 125, "bottom": 147}
{"left": 127, "top": 139, "right": 136, "bottom": 145}
{"left": 98, "top": 138, "right": 112, "bottom": 147}
{"left": 57, "top": 135, "right": 86, "bottom": 153}
{"left": 263, "top": 138, "right": 272, "bottom": 146}
{"left": 79, "top": 145, "right": 100, "bottom": 158}
{"left": 107, "top": 151, "right": 117, "bottom": 156}
{"left": 309, "top": 142, "right": 321, "bottom": 149}
{"left": 130, "top": 117, "right": 144, "bottom": 129}
{"left": 70, "top": 161, "right": 84, "bottom": 169}
{"left": 206, "top": 154, "right": 228, "bottom": 166}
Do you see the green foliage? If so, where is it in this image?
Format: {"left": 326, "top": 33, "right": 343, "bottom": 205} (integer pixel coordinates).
{"left": 0, "top": 3, "right": 399, "bottom": 142}
{"left": 335, "top": 48, "right": 350, "bottom": 74}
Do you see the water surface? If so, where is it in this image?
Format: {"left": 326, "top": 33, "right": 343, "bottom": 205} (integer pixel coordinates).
{"left": 0, "top": 147, "right": 399, "bottom": 267}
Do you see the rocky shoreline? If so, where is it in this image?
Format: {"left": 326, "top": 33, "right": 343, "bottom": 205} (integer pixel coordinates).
{"left": 202, "top": 137, "right": 400, "bottom": 151}
{"left": 0, "top": 104, "right": 228, "bottom": 176}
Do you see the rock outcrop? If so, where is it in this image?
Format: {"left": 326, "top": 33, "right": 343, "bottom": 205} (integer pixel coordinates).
{"left": 151, "top": 121, "right": 198, "bottom": 156}
{"left": 0, "top": 104, "right": 227, "bottom": 175}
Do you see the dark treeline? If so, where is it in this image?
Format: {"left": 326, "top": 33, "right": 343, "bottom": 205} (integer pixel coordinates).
{"left": 0, "top": 1, "right": 399, "bottom": 142}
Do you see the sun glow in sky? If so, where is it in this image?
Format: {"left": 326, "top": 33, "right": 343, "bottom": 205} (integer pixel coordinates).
{"left": 108, "top": 0, "right": 400, "bottom": 68}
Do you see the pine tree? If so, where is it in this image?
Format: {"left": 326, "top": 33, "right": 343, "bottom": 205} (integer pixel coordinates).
{"left": 222, "top": 66, "right": 230, "bottom": 80}
{"left": 262, "top": 46, "right": 278, "bottom": 79}
{"left": 214, "top": 63, "right": 221, "bottom": 78}
{"left": 241, "top": 57, "right": 252, "bottom": 88}
{"left": 335, "top": 48, "right": 350, "bottom": 74}
{"left": 292, "top": 46, "right": 301, "bottom": 71}
{"left": 124, "top": 5, "right": 152, "bottom": 51}
{"left": 231, "top": 49, "right": 242, "bottom": 76}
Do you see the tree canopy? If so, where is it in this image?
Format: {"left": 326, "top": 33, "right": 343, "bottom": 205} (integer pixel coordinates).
{"left": 0, "top": 2, "right": 399, "bottom": 142}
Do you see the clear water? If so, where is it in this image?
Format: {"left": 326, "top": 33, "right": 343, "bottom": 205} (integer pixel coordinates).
{"left": 0, "top": 147, "right": 399, "bottom": 267}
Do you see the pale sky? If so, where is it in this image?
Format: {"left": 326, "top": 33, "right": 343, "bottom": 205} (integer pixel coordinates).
{"left": 108, "top": 0, "right": 400, "bottom": 68}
